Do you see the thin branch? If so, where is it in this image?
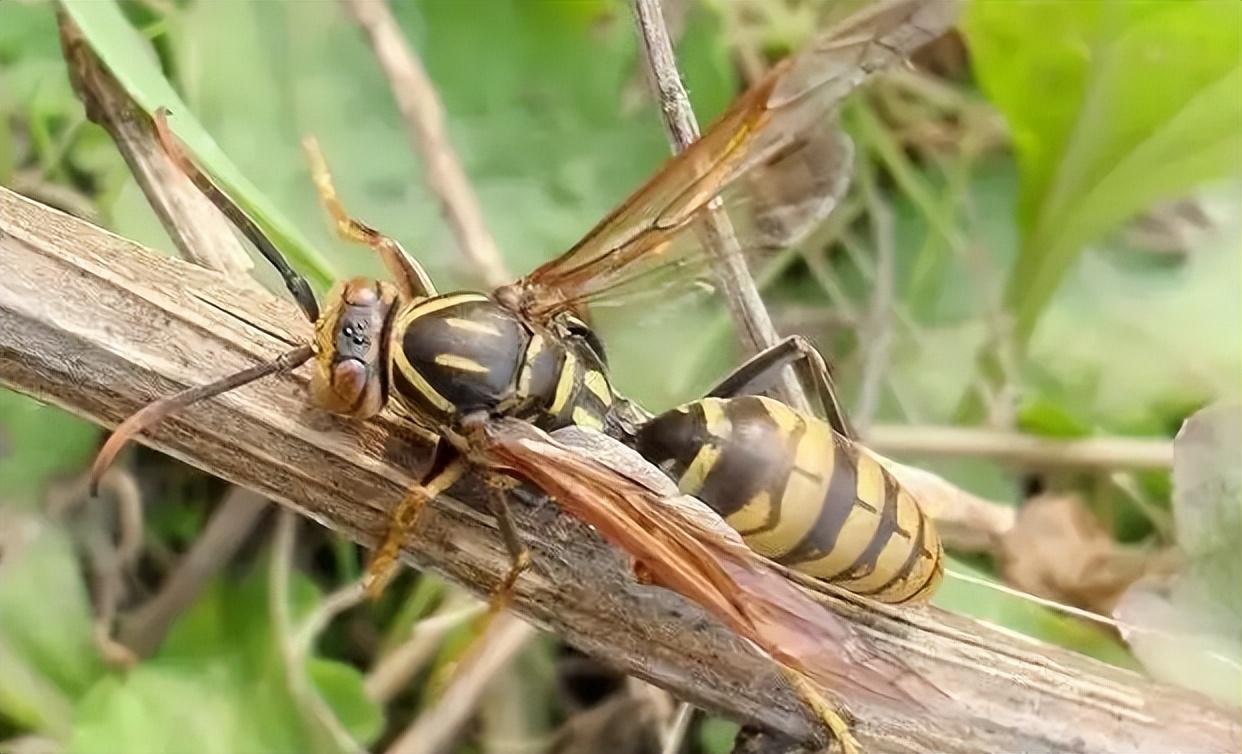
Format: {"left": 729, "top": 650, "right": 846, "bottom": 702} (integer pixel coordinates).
{"left": 341, "top": 0, "right": 510, "bottom": 288}
{"left": 630, "top": 0, "right": 807, "bottom": 412}
{"left": 866, "top": 425, "right": 1174, "bottom": 470}
{"left": 293, "top": 579, "right": 368, "bottom": 655}
{"left": 660, "top": 702, "right": 695, "bottom": 754}
{"left": 118, "top": 488, "right": 267, "bottom": 655}
{"left": 1, "top": 188, "right": 1237, "bottom": 753}
{"left": 270, "top": 512, "right": 364, "bottom": 754}
{"left": 365, "top": 599, "right": 487, "bottom": 703}
{"left": 384, "top": 615, "right": 537, "bottom": 754}
{"left": 852, "top": 153, "right": 895, "bottom": 433}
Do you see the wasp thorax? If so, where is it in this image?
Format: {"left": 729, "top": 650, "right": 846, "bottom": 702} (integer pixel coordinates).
{"left": 310, "top": 277, "right": 399, "bottom": 419}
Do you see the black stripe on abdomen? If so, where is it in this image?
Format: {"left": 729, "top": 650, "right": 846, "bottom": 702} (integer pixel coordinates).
{"left": 776, "top": 438, "right": 857, "bottom": 565}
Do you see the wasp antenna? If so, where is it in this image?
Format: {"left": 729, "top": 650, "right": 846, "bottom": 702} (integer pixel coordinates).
{"left": 89, "top": 345, "right": 315, "bottom": 496}
{"left": 152, "top": 108, "right": 321, "bottom": 323}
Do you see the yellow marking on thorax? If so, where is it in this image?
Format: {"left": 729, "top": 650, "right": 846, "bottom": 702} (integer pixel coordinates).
{"left": 444, "top": 317, "right": 503, "bottom": 336}
{"left": 433, "top": 353, "right": 490, "bottom": 373}
{"left": 699, "top": 398, "right": 731, "bottom": 438}
{"left": 404, "top": 292, "right": 490, "bottom": 319}
{"left": 516, "top": 333, "right": 545, "bottom": 396}
{"left": 582, "top": 369, "right": 613, "bottom": 406}
{"left": 394, "top": 293, "right": 491, "bottom": 335}
{"left": 572, "top": 406, "right": 605, "bottom": 431}
{"left": 549, "top": 351, "right": 578, "bottom": 414}
{"left": 390, "top": 337, "right": 455, "bottom": 414}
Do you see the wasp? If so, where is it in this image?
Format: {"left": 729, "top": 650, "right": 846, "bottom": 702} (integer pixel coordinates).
{"left": 91, "top": 0, "right": 956, "bottom": 749}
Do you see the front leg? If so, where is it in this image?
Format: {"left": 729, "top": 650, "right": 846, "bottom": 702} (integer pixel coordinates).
{"left": 364, "top": 439, "right": 466, "bottom": 599}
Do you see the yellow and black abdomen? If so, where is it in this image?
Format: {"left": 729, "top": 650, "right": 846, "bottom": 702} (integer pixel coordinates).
{"left": 636, "top": 396, "right": 942, "bottom": 603}
{"left": 386, "top": 292, "right": 614, "bottom": 433}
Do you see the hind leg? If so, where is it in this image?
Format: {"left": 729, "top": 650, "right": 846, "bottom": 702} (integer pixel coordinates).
{"left": 780, "top": 666, "right": 860, "bottom": 754}
{"left": 706, "top": 335, "right": 855, "bottom": 441}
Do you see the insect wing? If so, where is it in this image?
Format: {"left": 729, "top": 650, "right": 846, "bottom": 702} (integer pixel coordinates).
{"left": 512, "top": 0, "right": 958, "bottom": 321}
{"left": 479, "top": 419, "right": 936, "bottom": 711}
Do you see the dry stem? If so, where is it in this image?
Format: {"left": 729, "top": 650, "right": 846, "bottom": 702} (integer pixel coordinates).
{"left": 341, "top": 0, "right": 510, "bottom": 288}
{"left": 629, "top": 0, "right": 807, "bottom": 412}
{"left": 867, "top": 425, "right": 1173, "bottom": 470}
{"left": 384, "top": 615, "right": 536, "bottom": 754}
{"left": 58, "top": 13, "right": 254, "bottom": 280}
{"left": 1, "top": 188, "right": 1237, "bottom": 753}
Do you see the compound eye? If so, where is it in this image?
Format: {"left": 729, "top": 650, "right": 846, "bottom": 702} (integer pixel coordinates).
{"left": 330, "top": 360, "right": 368, "bottom": 406}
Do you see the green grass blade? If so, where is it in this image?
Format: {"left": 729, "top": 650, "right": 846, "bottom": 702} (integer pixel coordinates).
{"left": 60, "top": 0, "right": 336, "bottom": 290}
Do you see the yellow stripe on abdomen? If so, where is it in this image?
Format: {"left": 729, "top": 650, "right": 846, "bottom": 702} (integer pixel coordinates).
{"left": 735, "top": 410, "right": 831, "bottom": 559}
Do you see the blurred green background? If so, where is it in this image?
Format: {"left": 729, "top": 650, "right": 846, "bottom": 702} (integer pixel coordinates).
{"left": 1, "top": 0, "right": 1239, "bottom": 752}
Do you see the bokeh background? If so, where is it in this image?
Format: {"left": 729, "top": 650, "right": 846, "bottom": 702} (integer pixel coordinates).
{"left": 1, "top": 1, "right": 1239, "bottom": 752}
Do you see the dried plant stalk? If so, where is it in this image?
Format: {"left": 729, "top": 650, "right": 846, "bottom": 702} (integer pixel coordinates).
{"left": 0, "top": 187, "right": 1237, "bottom": 753}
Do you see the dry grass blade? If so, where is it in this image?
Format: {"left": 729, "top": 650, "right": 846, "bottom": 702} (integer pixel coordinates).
{"left": 341, "top": 0, "right": 510, "bottom": 288}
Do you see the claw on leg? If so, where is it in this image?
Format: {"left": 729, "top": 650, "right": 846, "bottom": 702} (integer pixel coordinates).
{"left": 780, "top": 666, "right": 860, "bottom": 754}
{"left": 479, "top": 473, "right": 531, "bottom": 619}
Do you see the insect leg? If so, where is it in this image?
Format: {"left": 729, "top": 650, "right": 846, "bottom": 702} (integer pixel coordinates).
{"left": 706, "top": 335, "right": 855, "bottom": 441}
{"left": 479, "top": 472, "right": 532, "bottom": 617}
{"left": 364, "top": 442, "right": 466, "bottom": 599}
{"left": 301, "top": 136, "right": 438, "bottom": 300}
{"left": 779, "top": 665, "right": 860, "bottom": 754}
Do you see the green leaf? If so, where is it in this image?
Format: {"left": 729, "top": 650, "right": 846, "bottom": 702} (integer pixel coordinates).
{"left": 1016, "top": 396, "right": 1092, "bottom": 438}
{"left": 964, "top": 0, "right": 1242, "bottom": 342}
{"left": 1114, "top": 403, "right": 1242, "bottom": 705}
{"left": 146, "top": 563, "right": 382, "bottom": 751}
{"left": 1029, "top": 186, "right": 1241, "bottom": 431}
{"left": 0, "top": 391, "right": 99, "bottom": 505}
{"left": 59, "top": 0, "right": 336, "bottom": 290}
{"left": 307, "top": 659, "right": 383, "bottom": 743}
{"left": 71, "top": 666, "right": 250, "bottom": 754}
{"left": 0, "top": 519, "right": 105, "bottom": 730}
{"left": 698, "top": 717, "right": 740, "bottom": 754}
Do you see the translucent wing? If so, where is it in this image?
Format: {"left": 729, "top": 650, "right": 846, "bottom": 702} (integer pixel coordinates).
{"left": 478, "top": 419, "right": 942, "bottom": 711}
{"left": 505, "top": 0, "right": 958, "bottom": 321}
